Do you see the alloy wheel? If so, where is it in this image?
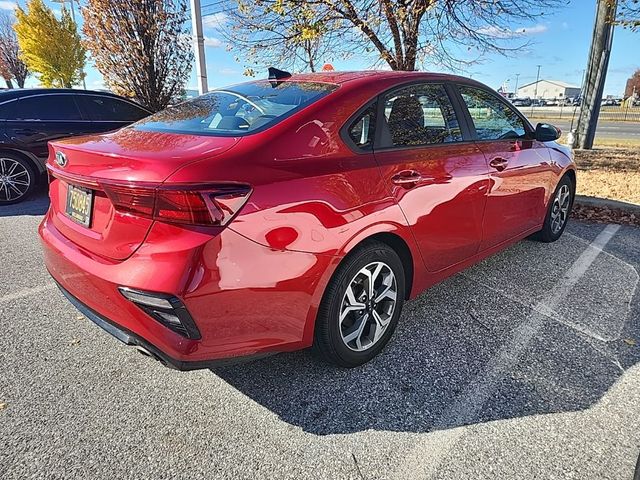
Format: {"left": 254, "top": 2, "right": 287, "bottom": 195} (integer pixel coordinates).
{"left": 0, "top": 158, "right": 31, "bottom": 202}
{"left": 339, "top": 261, "right": 398, "bottom": 352}
{"left": 550, "top": 184, "right": 571, "bottom": 234}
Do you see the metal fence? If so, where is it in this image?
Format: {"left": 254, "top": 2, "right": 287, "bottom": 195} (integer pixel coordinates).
{"left": 515, "top": 104, "right": 640, "bottom": 122}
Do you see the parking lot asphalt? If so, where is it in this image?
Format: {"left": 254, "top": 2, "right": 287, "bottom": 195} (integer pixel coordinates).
{"left": 1, "top": 191, "right": 640, "bottom": 480}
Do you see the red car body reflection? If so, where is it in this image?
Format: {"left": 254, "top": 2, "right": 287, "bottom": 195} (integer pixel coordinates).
{"left": 39, "top": 71, "right": 576, "bottom": 369}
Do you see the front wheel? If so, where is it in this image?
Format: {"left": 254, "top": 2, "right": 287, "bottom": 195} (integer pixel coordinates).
{"left": 533, "top": 174, "right": 574, "bottom": 243}
{"left": 314, "top": 241, "right": 405, "bottom": 367}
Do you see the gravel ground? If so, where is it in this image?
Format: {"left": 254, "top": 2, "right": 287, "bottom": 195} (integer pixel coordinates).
{"left": 1, "top": 191, "right": 639, "bottom": 480}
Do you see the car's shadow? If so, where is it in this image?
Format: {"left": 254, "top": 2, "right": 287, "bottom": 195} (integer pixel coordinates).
{"left": 212, "top": 228, "right": 640, "bottom": 435}
{"left": 0, "top": 188, "right": 49, "bottom": 217}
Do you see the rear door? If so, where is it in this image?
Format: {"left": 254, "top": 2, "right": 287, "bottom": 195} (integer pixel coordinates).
{"left": 6, "top": 94, "right": 92, "bottom": 161}
{"left": 456, "top": 84, "right": 553, "bottom": 250}
{"left": 372, "top": 82, "right": 490, "bottom": 272}
{"left": 76, "top": 94, "right": 150, "bottom": 131}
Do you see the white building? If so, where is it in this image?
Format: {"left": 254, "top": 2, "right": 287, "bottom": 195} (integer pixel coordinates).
{"left": 516, "top": 80, "right": 581, "bottom": 100}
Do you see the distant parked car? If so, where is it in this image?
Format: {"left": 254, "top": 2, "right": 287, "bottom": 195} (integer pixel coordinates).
{"left": 0, "top": 89, "right": 151, "bottom": 205}
{"left": 511, "top": 97, "right": 531, "bottom": 107}
{"left": 532, "top": 99, "right": 547, "bottom": 107}
{"left": 601, "top": 98, "right": 619, "bottom": 107}
{"left": 545, "top": 99, "right": 559, "bottom": 106}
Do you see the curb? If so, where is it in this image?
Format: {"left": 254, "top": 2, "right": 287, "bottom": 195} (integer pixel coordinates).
{"left": 574, "top": 195, "right": 640, "bottom": 214}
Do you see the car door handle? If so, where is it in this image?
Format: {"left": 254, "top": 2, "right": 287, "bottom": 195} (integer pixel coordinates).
{"left": 489, "top": 157, "right": 508, "bottom": 171}
{"left": 392, "top": 171, "right": 426, "bottom": 187}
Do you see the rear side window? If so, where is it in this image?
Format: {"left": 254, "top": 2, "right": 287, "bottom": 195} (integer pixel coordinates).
{"left": 78, "top": 95, "right": 149, "bottom": 122}
{"left": 133, "top": 81, "right": 337, "bottom": 136}
{"left": 347, "top": 103, "right": 376, "bottom": 150}
{"left": 16, "top": 95, "right": 83, "bottom": 121}
{"left": 459, "top": 85, "right": 527, "bottom": 140}
{"left": 382, "top": 83, "right": 462, "bottom": 147}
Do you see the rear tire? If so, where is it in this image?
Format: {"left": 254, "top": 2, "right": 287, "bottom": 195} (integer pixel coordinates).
{"left": 0, "top": 153, "right": 36, "bottom": 205}
{"left": 313, "top": 241, "right": 405, "bottom": 367}
{"left": 532, "top": 174, "right": 574, "bottom": 243}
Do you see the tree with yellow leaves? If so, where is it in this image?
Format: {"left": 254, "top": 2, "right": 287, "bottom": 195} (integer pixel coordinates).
{"left": 14, "top": 0, "right": 85, "bottom": 88}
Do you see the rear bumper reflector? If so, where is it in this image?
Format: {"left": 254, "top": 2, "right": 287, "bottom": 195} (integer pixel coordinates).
{"left": 118, "top": 287, "right": 201, "bottom": 340}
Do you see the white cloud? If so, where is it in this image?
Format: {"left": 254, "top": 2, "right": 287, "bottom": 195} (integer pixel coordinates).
{"left": 0, "top": 1, "right": 17, "bottom": 11}
{"left": 204, "top": 36, "right": 223, "bottom": 48}
{"left": 478, "top": 24, "right": 548, "bottom": 39}
{"left": 218, "top": 67, "right": 239, "bottom": 75}
{"left": 203, "top": 12, "right": 227, "bottom": 29}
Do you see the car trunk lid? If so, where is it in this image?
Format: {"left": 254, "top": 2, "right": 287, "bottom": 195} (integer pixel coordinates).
{"left": 47, "top": 128, "right": 241, "bottom": 261}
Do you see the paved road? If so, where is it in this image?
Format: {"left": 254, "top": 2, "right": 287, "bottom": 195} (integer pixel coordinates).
{"left": 529, "top": 119, "right": 640, "bottom": 141}
{"left": 1, "top": 192, "right": 640, "bottom": 479}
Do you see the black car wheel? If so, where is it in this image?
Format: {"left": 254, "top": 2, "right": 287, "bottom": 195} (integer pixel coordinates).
{"left": 533, "top": 174, "right": 574, "bottom": 243}
{"left": 314, "top": 240, "right": 405, "bottom": 367}
{"left": 0, "top": 153, "right": 36, "bottom": 205}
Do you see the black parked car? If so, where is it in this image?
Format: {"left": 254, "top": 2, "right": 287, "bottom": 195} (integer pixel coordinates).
{"left": 0, "top": 89, "right": 151, "bottom": 205}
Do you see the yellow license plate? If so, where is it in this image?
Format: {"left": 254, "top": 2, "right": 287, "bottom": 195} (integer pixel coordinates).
{"left": 65, "top": 184, "right": 93, "bottom": 227}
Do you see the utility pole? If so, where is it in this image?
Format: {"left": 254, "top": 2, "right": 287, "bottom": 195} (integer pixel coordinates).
{"left": 514, "top": 73, "right": 520, "bottom": 96}
{"left": 190, "top": 0, "right": 208, "bottom": 95}
{"left": 533, "top": 65, "right": 542, "bottom": 99}
{"left": 573, "top": 0, "right": 618, "bottom": 150}
{"left": 531, "top": 65, "right": 541, "bottom": 115}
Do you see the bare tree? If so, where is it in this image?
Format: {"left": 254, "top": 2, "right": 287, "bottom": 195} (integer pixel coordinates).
{"left": 0, "top": 11, "right": 29, "bottom": 88}
{"left": 82, "top": 0, "right": 193, "bottom": 111}
{"left": 224, "top": 0, "right": 565, "bottom": 73}
{"left": 617, "top": 0, "right": 640, "bottom": 30}
{"left": 226, "top": 0, "right": 342, "bottom": 73}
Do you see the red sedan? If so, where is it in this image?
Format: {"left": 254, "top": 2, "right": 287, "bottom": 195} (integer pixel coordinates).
{"left": 39, "top": 70, "right": 576, "bottom": 369}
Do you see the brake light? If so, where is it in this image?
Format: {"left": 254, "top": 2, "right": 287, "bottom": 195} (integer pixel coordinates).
{"left": 101, "top": 182, "right": 251, "bottom": 226}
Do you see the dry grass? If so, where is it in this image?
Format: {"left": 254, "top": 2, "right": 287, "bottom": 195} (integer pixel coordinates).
{"left": 574, "top": 148, "right": 640, "bottom": 204}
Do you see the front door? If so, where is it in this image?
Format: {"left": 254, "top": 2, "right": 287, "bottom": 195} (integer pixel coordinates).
{"left": 456, "top": 85, "right": 553, "bottom": 251}
{"left": 373, "top": 82, "right": 490, "bottom": 272}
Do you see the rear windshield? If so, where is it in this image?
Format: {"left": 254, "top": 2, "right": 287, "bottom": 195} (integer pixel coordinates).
{"left": 133, "top": 81, "right": 337, "bottom": 136}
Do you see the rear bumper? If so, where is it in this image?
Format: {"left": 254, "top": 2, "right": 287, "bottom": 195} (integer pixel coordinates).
{"left": 54, "top": 280, "right": 269, "bottom": 370}
{"left": 39, "top": 209, "right": 337, "bottom": 368}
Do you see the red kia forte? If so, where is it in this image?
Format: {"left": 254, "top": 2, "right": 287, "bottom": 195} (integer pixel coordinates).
{"left": 39, "top": 70, "right": 576, "bottom": 369}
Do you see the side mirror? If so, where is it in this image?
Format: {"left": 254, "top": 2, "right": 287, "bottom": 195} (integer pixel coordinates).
{"left": 535, "top": 123, "right": 561, "bottom": 142}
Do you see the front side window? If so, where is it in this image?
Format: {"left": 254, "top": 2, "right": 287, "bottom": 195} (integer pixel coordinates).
{"left": 16, "top": 95, "right": 83, "bottom": 121}
{"left": 133, "top": 81, "right": 337, "bottom": 136}
{"left": 347, "top": 103, "right": 376, "bottom": 150}
{"left": 382, "top": 83, "right": 462, "bottom": 147}
{"left": 459, "top": 85, "right": 527, "bottom": 140}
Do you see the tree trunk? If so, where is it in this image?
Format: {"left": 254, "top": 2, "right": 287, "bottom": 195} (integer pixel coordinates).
{"left": 3, "top": 78, "right": 13, "bottom": 89}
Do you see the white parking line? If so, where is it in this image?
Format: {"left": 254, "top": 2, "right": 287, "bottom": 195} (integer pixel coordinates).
{"left": 0, "top": 284, "right": 55, "bottom": 305}
{"left": 392, "top": 224, "right": 621, "bottom": 479}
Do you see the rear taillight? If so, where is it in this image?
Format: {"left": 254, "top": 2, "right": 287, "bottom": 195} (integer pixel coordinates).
{"left": 101, "top": 182, "right": 251, "bottom": 227}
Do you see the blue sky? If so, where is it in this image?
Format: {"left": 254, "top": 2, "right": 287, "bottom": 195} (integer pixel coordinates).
{"left": 1, "top": 0, "right": 638, "bottom": 96}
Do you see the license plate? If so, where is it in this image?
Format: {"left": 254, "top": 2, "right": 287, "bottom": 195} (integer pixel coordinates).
{"left": 65, "top": 184, "right": 93, "bottom": 227}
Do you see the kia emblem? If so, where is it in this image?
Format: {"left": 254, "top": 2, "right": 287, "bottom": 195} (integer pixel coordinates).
{"left": 55, "top": 151, "right": 67, "bottom": 167}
